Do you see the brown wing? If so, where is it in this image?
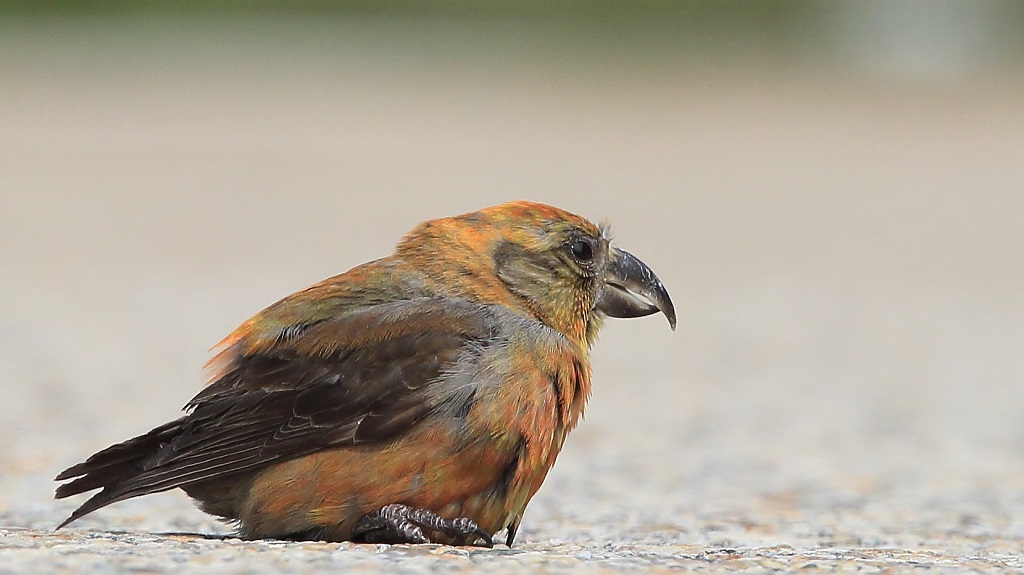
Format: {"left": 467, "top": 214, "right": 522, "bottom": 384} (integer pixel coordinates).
{"left": 55, "top": 298, "right": 501, "bottom": 527}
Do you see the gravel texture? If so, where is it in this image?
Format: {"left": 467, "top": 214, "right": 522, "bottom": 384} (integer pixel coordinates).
{"left": 2, "top": 12, "right": 1024, "bottom": 574}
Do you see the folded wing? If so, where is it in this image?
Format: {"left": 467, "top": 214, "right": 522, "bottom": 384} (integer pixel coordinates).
{"left": 55, "top": 298, "right": 500, "bottom": 527}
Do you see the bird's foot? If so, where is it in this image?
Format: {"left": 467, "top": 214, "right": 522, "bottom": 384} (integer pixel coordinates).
{"left": 352, "top": 503, "right": 493, "bottom": 547}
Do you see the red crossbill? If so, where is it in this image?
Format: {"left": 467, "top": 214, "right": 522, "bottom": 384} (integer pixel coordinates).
{"left": 55, "top": 201, "right": 675, "bottom": 547}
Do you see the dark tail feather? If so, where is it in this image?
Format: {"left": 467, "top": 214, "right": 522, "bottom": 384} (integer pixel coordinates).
{"left": 55, "top": 488, "right": 133, "bottom": 529}
{"left": 55, "top": 417, "right": 187, "bottom": 528}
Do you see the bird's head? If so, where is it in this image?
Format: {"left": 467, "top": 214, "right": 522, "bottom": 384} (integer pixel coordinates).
{"left": 396, "top": 201, "right": 675, "bottom": 347}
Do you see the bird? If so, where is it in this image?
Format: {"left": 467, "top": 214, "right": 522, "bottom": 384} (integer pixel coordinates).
{"left": 54, "top": 200, "right": 675, "bottom": 547}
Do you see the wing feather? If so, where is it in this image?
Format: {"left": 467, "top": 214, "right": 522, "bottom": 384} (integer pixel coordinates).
{"left": 55, "top": 298, "right": 501, "bottom": 526}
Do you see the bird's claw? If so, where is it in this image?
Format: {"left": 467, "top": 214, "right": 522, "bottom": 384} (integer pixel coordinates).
{"left": 353, "top": 503, "right": 494, "bottom": 547}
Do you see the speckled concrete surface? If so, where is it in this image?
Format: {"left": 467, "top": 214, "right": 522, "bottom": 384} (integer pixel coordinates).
{"left": 2, "top": 13, "right": 1024, "bottom": 574}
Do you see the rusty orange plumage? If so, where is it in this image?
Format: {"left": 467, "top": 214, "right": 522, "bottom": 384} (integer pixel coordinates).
{"left": 55, "top": 201, "right": 675, "bottom": 546}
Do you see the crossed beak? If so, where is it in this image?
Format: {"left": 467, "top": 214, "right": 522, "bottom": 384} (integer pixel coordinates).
{"left": 596, "top": 246, "right": 676, "bottom": 330}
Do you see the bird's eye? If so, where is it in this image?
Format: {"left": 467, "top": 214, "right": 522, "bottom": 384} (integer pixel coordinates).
{"left": 569, "top": 239, "right": 594, "bottom": 262}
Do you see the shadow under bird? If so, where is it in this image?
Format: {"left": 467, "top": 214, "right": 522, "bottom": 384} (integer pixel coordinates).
{"left": 55, "top": 201, "right": 675, "bottom": 547}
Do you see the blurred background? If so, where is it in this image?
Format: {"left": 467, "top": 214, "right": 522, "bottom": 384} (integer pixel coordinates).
{"left": 1, "top": 1, "right": 1023, "bottom": 550}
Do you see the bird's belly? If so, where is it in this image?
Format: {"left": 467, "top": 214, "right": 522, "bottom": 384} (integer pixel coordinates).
{"left": 234, "top": 421, "right": 533, "bottom": 541}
